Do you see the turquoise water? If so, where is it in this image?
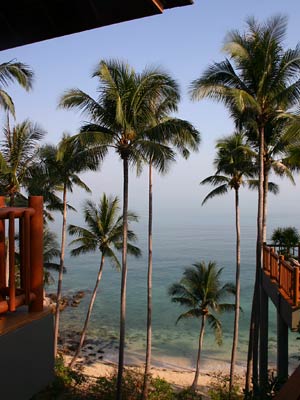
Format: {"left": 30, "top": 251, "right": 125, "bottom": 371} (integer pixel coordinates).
{"left": 53, "top": 211, "right": 300, "bottom": 370}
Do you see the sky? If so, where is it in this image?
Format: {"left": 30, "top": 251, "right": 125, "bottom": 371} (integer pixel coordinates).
{"left": 1, "top": 0, "right": 300, "bottom": 228}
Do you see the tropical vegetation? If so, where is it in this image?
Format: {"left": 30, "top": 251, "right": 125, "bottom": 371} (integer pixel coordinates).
{"left": 201, "top": 132, "right": 254, "bottom": 392}
{"left": 68, "top": 194, "right": 141, "bottom": 367}
{"left": 168, "top": 261, "right": 235, "bottom": 390}
{"left": 2, "top": 14, "right": 300, "bottom": 400}
{"left": 190, "top": 15, "right": 300, "bottom": 391}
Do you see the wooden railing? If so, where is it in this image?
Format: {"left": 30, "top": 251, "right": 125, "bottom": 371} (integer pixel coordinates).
{"left": 263, "top": 244, "right": 300, "bottom": 307}
{"left": 0, "top": 196, "right": 43, "bottom": 314}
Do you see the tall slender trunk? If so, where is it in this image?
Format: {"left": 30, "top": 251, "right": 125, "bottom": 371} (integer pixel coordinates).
{"left": 116, "top": 156, "right": 129, "bottom": 400}
{"left": 229, "top": 188, "right": 241, "bottom": 394}
{"left": 191, "top": 315, "right": 206, "bottom": 390}
{"left": 69, "top": 253, "right": 105, "bottom": 368}
{"left": 142, "top": 162, "right": 153, "bottom": 400}
{"left": 54, "top": 183, "right": 67, "bottom": 358}
{"left": 245, "top": 126, "right": 264, "bottom": 393}
{"left": 262, "top": 164, "right": 269, "bottom": 243}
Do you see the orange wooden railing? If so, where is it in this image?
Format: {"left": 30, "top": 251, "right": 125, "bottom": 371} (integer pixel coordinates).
{"left": 0, "top": 196, "right": 44, "bottom": 314}
{"left": 263, "top": 244, "right": 300, "bottom": 307}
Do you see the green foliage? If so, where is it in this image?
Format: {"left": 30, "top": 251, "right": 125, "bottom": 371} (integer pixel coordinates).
{"left": 169, "top": 261, "right": 235, "bottom": 344}
{"left": 176, "top": 387, "right": 203, "bottom": 399}
{"left": 93, "top": 369, "right": 169, "bottom": 399}
{"left": 68, "top": 194, "right": 141, "bottom": 266}
{"left": 149, "top": 377, "right": 174, "bottom": 400}
{"left": 32, "top": 365, "right": 205, "bottom": 400}
{"left": 92, "top": 369, "right": 201, "bottom": 399}
{"left": 271, "top": 226, "right": 300, "bottom": 258}
{"left": 55, "top": 355, "right": 86, "bottom": 387}
{"left": 208, "top": 374, "right": 242, "bottom": 400}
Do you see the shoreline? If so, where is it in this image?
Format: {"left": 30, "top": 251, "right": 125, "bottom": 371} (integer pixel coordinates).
{"left": 63, "top": 354, "right": 245, "bottom": 398}
{"left": 61, "top": 333, "right": 247, "bottom": 397}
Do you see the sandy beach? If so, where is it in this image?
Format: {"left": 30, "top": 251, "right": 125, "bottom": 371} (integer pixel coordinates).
{"left": 63, "top": 337, "right": 247, "bottom": 398}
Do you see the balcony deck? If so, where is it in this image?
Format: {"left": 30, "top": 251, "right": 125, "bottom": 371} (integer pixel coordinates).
{"left": 262, "top": 244, "right": 300, "bottom": 330}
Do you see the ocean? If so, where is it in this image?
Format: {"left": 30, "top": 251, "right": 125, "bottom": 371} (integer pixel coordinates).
{"left": 52, "top": 209, "right": 300, "bottom": 372}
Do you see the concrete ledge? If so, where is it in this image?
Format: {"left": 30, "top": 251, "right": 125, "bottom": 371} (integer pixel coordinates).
{"left": 0, "top": 310, "right": 54, "bottom": 400}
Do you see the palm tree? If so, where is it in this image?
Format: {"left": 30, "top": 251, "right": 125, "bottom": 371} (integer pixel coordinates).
{"left": 0, "top": 119, "right": 45, "bottom": 205}
{"left": 200, "top": 132, "right": 254, "bottom": 393}
{"left": 247, "top": 120, "right": 295, "bottom": 242}
{"left": 43, "top": 227, "right": 61, "bottom": 287}
{"left": 0, "top": 61, "right": 33, "bottom": 117}
{"left": 141, "top": 101, "right": 200, "bottom": 400}
{"left": 190, "top": 15, "right": 300, "bottom": 390}
{"left": 271, "top": 227, "right": 300, "bottom": 258}
{"left": 68, "top": 194, "right": 141, "bottom": 368}
{"left": 39, "top": 136, "right": 96, "bottom": 357}
{"left": 168, "top": 261, "right": 235, "bottom": 390}
{"left": 59, "top": 59, "right": 180, "bottom": 399}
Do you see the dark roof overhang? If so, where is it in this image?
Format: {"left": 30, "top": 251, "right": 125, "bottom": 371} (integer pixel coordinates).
{"left": 0, "top": 0, "right": 193, "bottom": 51}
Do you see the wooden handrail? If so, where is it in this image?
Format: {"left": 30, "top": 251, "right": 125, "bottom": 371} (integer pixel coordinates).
{"left": 0, "top": 196, "right": 44, "bottom": 315}
{"left": 263, "top": 244, "right": 300, "bottom": 307}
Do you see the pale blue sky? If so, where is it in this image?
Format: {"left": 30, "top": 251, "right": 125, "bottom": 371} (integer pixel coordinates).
{"left": 1, "top": 0, "right": 300, "bottom": 229}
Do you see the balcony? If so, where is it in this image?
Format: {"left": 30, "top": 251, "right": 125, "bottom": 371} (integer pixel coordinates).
{"left": 262, "top": 243, "right": 300, "bottom": 330}
{"left": 0, "top": 196, "right": 54, "bottom": 400}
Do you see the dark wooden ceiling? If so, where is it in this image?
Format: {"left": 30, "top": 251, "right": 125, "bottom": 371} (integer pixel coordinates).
{"left": 0, "top": 0, "right": 193, "bottom": 51}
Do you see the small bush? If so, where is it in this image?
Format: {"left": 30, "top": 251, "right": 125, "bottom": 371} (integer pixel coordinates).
{"left": 176, "top": 387, "right": 203, "bottom": 399}
{"left": 208, "top": 374, "right": 242, "bottom": 400}
{"left": 149, "top": 377, "right": 174, "bottom": 400}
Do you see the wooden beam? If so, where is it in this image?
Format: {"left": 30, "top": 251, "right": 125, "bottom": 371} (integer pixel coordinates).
{"left": 151, "top": 0, "right": 164, "bottom": 13}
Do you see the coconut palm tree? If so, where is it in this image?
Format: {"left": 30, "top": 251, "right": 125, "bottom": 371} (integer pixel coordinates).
{"left": 43, "top": 227, "right": 61, "bottom": 287}
{"left": 59, "top": 59, "right": 180, "bottom": 399}
{"left": 141, "top": 105, "right": 200, "bottom": 400}
{"left": 39, "top": 136, "right": 96, "bottom": 357}
{"left": 246, "top": 119, "right": 295, "bottom": 242}
{"left": 201, "top": 132, "right": 254, "bottom": 393}
{"left": 271, "top": 227, "right": 300, "bottom": 258}
{"left": 190, "top": 15, "right": 300, "bottom": 390}
{"left": 0, "top": 61, "right": 33, "bottom": 117}
{"left": 0, "top": 119, "right": 45, "bottom": 205}
{"left": 169, "top": 261, "right": 235, "bottom": 390}
{"left": 68, "top": 194, "right": 141, "bottom": 367}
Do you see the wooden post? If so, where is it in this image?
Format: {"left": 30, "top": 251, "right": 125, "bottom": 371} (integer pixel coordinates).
{"left": 24, "top": 210, "right": 31, "bottom": 305}
{"left": 279, "top": 255, "right": 284, "bottom": 288}
{"left": 8, "top": 211, "right": 15, "bottom": 312}
{"left": 0, "top": 196, "right": 6, "bottom": 289}
{"left": 277, "top": 312, "right": 288, "bottom": 381}
{"left": 29, "top": 196, "right": 43, "bottom": 312}
{"left": 294, "top": 267, "right": 299, "bottom": 307}
{"left": 260, "top": 286, "right": 269, "bottom": 387}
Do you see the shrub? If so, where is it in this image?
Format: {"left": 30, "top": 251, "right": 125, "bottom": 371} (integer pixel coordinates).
{"left": 208, "top": 374, "right": 242, "bottom": 400}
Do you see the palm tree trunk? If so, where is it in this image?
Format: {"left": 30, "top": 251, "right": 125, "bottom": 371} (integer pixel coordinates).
{"left": 69, "top": 253, "right": 105, "bottom": 368}
{"left": 246, "top": 126, "right": 264, "bottom": 393}
{"left": 54, "top": 183, "right": 67, "bottom": 358}
{"left": 263, "top": 164, "right": 269, "bottom": 243}
{"left": 191, "top": 315, "right": 206, "bottom": 390}
{"left": 116, "top": 156, "right": 129, "bottom": 400}
{"left": 142, "top": 162, "right": 153, "bottom": 400}
{"left": 229, "top": 188, "right": 241, "bottom": 394}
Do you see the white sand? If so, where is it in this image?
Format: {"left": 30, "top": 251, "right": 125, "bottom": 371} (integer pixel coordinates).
{"left": 64, "top": 352, "right": 246, "bottom": 398}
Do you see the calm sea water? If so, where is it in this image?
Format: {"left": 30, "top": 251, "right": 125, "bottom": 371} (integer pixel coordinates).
{"left": 51, "top": 210, "right": 300, "bottom": 370}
